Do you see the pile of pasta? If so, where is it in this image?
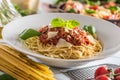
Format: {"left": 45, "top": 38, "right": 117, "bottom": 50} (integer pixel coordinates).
{"left": 0, "top": 44, "right": 55, "bottom": 80}
{"left": 24, "top": 36, "right": 102, "bottom": 59}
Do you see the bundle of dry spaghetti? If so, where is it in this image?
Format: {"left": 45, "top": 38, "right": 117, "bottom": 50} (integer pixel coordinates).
{"left": 0, "top": 44, "right": 56, "bottom": 80}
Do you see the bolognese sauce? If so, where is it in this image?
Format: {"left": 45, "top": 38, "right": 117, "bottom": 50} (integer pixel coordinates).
{"left": 38, "top": 25, "right": 90, "bottom": 46}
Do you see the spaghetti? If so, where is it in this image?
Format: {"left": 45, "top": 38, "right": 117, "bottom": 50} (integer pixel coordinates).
{"left": 23, "top": 28, "right": 102, "bottom": 59}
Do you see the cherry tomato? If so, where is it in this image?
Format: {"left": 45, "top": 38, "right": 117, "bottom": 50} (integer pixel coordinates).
{"left": 102, "top": 16, "right": 109, "bottom": 20}
{"left": 115, "top": 76, "right": 120, "bottom": 80}
{"left": 94, "top": 66, "right": 110, "bottom": 78}
{"left": 105, "top": 1, "right": 116, "bottom": 8}
{"left": 114, "top": 68, "right": 120, "bottom": 74}
{"left": 114, "top": 68, "right": 120, "bottom": 80}
{"left": 108, "top": 1, "right": 116, "bottom": 7}
{"left": 89, "top": 5, "right": 99, "bottom": 10}
{"left": 96, "top": 75, "right": 111, "bottom": 80}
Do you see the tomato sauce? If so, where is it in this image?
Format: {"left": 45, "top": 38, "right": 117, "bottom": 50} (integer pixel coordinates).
{"left": 38, "top": 26, "right": 90, "bottom": 46}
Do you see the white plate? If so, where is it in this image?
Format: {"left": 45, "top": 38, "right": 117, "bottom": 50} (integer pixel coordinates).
{"left": 2, "top": 13, "right": 120, "bottom": 68}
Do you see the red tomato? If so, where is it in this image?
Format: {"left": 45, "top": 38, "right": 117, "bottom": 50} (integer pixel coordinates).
{"left": 96, "top": 75, "right": 111, "bottom": 80}
{"left": 105, "top": 1, "right": 116, "bottom": 8}
{"left": 114, "top": 68, "right": 120, "bottom": 80}
{"left": 114, "top": 68, "right": 120, "bottom": 74}
{"left": 102, "top": 16, "right": 109, "bottom": 20}
{"left": 108, "top": 1, "right": 116, "bottom": 7}
{"left": 115, "top": 76, "right": 120, "bottom": 80}
{"left": 89, "top": 5, "right": 99, "bottom": 10}
{"left": 94, "top": 66, "right": 110, "bottom": 78}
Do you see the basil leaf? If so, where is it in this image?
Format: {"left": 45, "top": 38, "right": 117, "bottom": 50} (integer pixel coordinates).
{"left": 51, "top": 18, "right": 80, "bottom": 29}
{"left": 86, "top": 0, "right": 91, "bottom": 5}
{"left": 83, "top": 25, "right": 96, "bottom": 35}
{"left": 19, "top": 29, "right": 41, "bottom": 40}
{"left": 65, "top": 20, "right": 80, "bottom": 29}
{"left": 108, "top": 6, "right": 120, "bottom": 11}
{"left": 19, "top": 10, "right": 29, "bottom": 16}
{"left": 13, "top": 4, "right": 30, "bottom": 16}
{"left": 83, "top": 25, "right": 89, "bottom": 31}
{"left": 66, "top": 8, "right": 77, "bottom": 13}
{"left": 87, "top": 25, "right": 96, "bottom": 35}
{"left": 85, "top": 9, "right": 96, "bottom": 14}
{"left": 51, "top": 18, "right": 65, "bottom": 27}
{"left": 0, "top": 74, "right": 15, "bottom": 80}
{"left": 86, "top": 0, "right": 100, "bottom": 6}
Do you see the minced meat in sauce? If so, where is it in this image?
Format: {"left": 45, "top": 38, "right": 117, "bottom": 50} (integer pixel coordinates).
{"left": 38, "top": 25, "right": 90, "bottom": 46}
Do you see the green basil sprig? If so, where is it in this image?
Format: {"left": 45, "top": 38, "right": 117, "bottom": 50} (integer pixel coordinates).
{"left": 86, "top": 0, "right": 101, "bottom": 6}
{"left": 108, "top": 6, "right": 120, "bottom": 11}
{"left": 51, "top": 18, "right": 80, "bottom": 29}
{"left": 83, "top": 25, "right": 96, "bottom": 35}
{"left": 85, "top": 9, "right": 96, "bottom": 14}
{"left": 66, "top": 8, "right": 77, "bottom": 13}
